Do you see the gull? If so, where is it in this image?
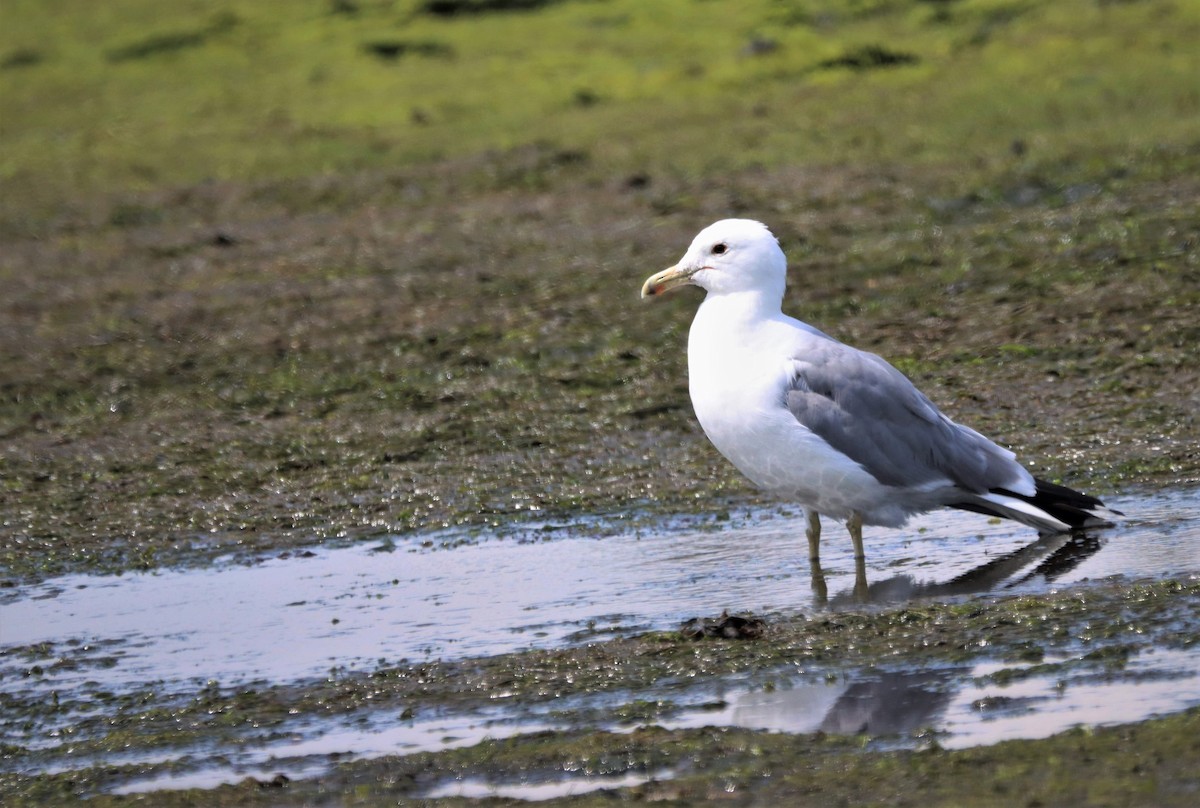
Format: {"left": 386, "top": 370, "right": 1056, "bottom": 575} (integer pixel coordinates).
{"left": 641, "top": 219, "right": 1116, "bottom": 571}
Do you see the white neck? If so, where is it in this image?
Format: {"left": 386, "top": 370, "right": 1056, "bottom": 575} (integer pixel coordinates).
{"left": 693, "top": 289, "right": 783, "bottom": 336}
{"left": 688, "top": 291, "right": 784, "bottom": 388}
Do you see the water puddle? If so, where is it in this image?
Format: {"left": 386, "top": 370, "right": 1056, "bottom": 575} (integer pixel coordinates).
{"left": 654, "top": 645, "right": 1200, "bottom": 748}
{"left": 82, "top": 640, "right": 1200, "bottom": 798}
{"left": 104, "top": 706, "right": 559, "bottom": 795}
{"left": 2, "top": 487, "right": 1198, "bottom": 795}
{"left": 424, "top": 770, "right": 672, "bottom": 801}
{"left": 108, "top": 762, "right": 326, "bottom": 795}
{"left": 939, "top": 646, "right": 1200, "bottom": 748}
{"left": 5, "top": 488, "right": 1196, "bottom": 689}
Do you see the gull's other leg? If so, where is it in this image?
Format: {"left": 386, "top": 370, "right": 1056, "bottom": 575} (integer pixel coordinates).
{"left": 806, "top": 510, "right": 822, "bottom": 563}
{"left": 847, "top": 512, "right": 865, "bottom": 560}
{"left": 848, "top": 512, "right": 868, "bottom": 601}
{"left": 806, "top": 510, "right": 828, "bottom": 604}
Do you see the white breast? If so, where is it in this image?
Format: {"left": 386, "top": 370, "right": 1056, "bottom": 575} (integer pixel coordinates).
{"left": 686, "top": 297, "right": 886, "bottom": 521}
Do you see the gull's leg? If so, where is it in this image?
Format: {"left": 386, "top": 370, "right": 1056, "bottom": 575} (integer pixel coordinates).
{"left": 853, "top": 566, "right": 869, "bottom": 602}
{"left": 806, "top": 510, "right": 822, "bottom": 563}
{"left": 806, "top": 510, "right": 828, "bottom": 604}
{"left": 848, "top": 512, "right": 868, "bottom": 601}
{"left": 848, "top": 512, "right": 865, "bottom": 560}
{"left": 810, "top": 563, "right": 828, "bottom": 605}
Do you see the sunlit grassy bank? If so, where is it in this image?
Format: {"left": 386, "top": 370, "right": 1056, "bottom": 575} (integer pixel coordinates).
{"left": 3, "top": 0, "right": 1198, "bottom": 223}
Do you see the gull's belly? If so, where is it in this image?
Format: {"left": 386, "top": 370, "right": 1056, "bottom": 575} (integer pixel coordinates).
{"left": 685, "top": 311, "right": 913, "bottom": 524}
{"left": 690, "top": 378, "right": 886, "bottom": 521}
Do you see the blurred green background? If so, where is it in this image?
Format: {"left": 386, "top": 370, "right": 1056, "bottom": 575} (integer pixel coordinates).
{"left": 4, "top": 0, "right": 1197, "bottom": 221}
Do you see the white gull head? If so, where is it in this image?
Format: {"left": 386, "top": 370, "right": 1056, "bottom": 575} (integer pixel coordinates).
{"left": 641, "top": 218, "right": 786, "bottom": 301}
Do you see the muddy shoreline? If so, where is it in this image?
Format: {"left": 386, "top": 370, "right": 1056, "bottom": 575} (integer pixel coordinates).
{"left": 3, "top": 147, "right": 1198, "bottom": 807}
{"left": 3, "top": 154, "right": 1198, "bottom": 587}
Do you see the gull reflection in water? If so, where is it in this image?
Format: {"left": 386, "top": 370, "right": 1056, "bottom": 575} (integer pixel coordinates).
{"left": 818, "top": 669, "right": 960, "bottom": 736}
{"left": 814, "top": 530, "right": 1107, "bottom": 607}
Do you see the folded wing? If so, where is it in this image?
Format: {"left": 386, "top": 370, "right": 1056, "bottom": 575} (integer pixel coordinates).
{"left": 784, "top": 343, "right": 1031, "bottom": 496}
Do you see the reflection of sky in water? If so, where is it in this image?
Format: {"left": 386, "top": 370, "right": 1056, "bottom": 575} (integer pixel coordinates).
{"left": 423, "top": 770, "right": 672, "bottom": 802}
{"left": 658, "top": 645, "right": 1200, "bottom": 748}
{"left": 940, "top": 647, "right": 1200, "bottom": 749}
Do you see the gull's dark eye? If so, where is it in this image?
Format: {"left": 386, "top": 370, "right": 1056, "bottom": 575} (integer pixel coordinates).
{"left": 712, "top": 243, "right": 728, "bottom": 255}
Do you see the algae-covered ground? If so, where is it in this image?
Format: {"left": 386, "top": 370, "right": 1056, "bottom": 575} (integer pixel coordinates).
{"left": 2, "top": 0, "right": 1199, "bottom": 804}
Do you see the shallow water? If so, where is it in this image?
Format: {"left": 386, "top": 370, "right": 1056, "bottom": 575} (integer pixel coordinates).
{"left": 87, "top": 640, "right": 1200, "bottom": 796}
{"left": 2, "top": 487, "right": 1198, "bottom": 793}
{"left": 5, "top": 488, "right": 1197, "bottom": 689}
{"left": 655, "top": 645, "right": 1200, "bottom": 746}
{"left": 423, "top": 769, "right": 672, "bottom": 801}
{"left": 412, "top": 643, "right": 1200, "bottom": 802}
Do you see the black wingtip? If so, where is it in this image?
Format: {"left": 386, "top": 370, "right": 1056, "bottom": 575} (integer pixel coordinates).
{"left": 952, "top": 477, "right": 1119, "bottom": 533}
{"left": 1027, "top": 477, "right": 1119, "bottom": 530}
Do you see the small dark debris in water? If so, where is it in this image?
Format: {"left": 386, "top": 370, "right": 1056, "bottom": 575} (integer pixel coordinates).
{"left": 211, "top": 231, "right": 238, "bottom": 247}
{"left": 254, "top": 773, "right": 290, "bottom": 788}
{"left": 972, "top": 695, "right": 1018, "bottom": 712}
{"left": 970, "top": 694, "right": 1039, "bottom": 717}
{"left": 277, "top": 549, "right": 317, "bottom": 560}
{"left": 680, "top": 611, "right": 766, "bottom": 640}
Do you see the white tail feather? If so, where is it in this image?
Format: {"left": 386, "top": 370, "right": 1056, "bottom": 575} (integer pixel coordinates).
{"left": 975, "top": 492, "right": 1073, "bottom": 534}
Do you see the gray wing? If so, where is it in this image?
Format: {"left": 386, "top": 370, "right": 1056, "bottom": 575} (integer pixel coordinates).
{"left": 785, "top": 343, "right": 1022, "bottom": 493}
